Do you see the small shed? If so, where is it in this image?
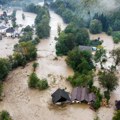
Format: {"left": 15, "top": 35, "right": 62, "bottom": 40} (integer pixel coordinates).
{"left": 51, "top": 88, "right": 71, "bottom": 104}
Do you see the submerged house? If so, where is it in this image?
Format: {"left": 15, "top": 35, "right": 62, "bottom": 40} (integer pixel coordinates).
{"left": 51, "top": 88, "right": 71, "bottom": 104}
{"left": 6, "top": 27, "right": 15, "bottom": 37}
{"left": 71, "top": 87, "right": 96, "bottom": 104}
{"left": 79, "top": 45, "right": 97, "bottom": 52}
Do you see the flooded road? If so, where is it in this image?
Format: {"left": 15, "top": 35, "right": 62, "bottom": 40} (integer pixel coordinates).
{"left": 0, "top": 6, "right": 119, "bottom": 120}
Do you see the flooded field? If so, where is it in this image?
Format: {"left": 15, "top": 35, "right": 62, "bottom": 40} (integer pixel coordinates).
{"left": 0, "top": 10, "right": 36, "bottom": 58}
{"left": 16, "top": 10, "right": 37, "bottom": 28}
{"left": 0, "top": 37, "right": 18, "bottom": 58}
{"left": 0, "top": 5, "right": 120, "bottom": 120}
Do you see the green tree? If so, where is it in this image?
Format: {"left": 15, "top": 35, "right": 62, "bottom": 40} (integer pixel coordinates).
{"left": 90, "top": 19, "right": 102, "bottom": 34}
{"left": 113, "top": 110, "right": 120, "bottom": 120}
{"left": 112, "top": 31, "right": 120, "bottom": 43}
{"left": 56, "top": 32, "right": 75, "bottom": 55}
{"left": 0, "top": 58, "right": 11, "bottom": 81}
{"left": 37, "top": 79, "right": 49, "bottom": 90}
{"left": 0, "top": 111, "right": 12, "bottom": 120}
{"left": 57, "top": 24, "right": 61, "bottom": 36}
{"left": 94, "top": 48, "right": 106, "bottom": 69}
{"left": 111, "top": 47, "right": 120, "bottom": 68}
{"left": 67, "top": 71, "right": 93, "bottom": 87}
{"left": 75, "top": 28, "right": 90, "bottom": 45}
{"left": 32, "top": 62, "right": 39, "bottom": 72}
{"left": 28, "top": 73, "right": 39, "bottom": 88}
{"left": 113, "top": 19, "right": 120, "bottom": 31}
{"left": 66, "top": 48, "right": 94, "bottom": 73}
{"left": 99, "top": 71, "right": 118, "bottom": 92}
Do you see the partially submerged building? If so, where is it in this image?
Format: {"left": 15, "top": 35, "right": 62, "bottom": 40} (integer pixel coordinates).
{"left": 79, "top": 45, "right": 97, "bottom": 52}
{"left": 6, "top": 27, "right": 15, "bottom": 37}
{"left": 51, "top": 88, "right": 71, "bottom": 104}
{"left": 71, "top": 87, "right": 96, "bottom": 104}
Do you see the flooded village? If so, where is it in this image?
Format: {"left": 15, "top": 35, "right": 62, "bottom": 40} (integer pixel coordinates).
{"left": 0, "top": 0, "right": 120, "bottom": 120}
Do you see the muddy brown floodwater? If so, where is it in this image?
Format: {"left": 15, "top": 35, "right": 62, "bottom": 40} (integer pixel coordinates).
{"left": 0, "top": 6, "right": 120, "bottom": 120}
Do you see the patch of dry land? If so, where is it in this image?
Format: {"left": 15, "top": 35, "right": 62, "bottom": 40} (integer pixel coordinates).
{"left": 0, "top": 9, "right": 120, "bottom": 120}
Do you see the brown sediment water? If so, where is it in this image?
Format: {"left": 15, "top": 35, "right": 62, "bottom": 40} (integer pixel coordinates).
{"left": 0, "top": 7, "right": 119, "bottom": 120}
{"left": 16, "top": 10, "right": 37, "bottom": 28}
{"left": 89, "top": 32, "right": 115, "bottom": 51}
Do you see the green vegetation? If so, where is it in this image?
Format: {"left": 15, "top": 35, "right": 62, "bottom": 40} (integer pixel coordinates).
{"left": 19, "top": 25, "right": 33, "bottom": 42}
{"left": 37, "top": 79, "right": 49, "bottom": 90}
{"left": 67, "top": 72, "right": 93, "bottom": 87}
{"left": 113, "top": 110, "right": 120, "bottom": 120}
{"left": 13, "top": 41, "right": 37, "bottom": 67}
{"left": 111, "top": 47, "right": 120, "bottom": 69}
{"left": 66, "top": 48, "right": 94, "bottom": 73}
{"left": 98, "top": 71, "right": 118, "bottom": 92}
{"left": 90, "top": 19, "right": 102, "bottom": 34}
{"left": 56, "top": 23, "right": 90, "bottom": 55}
{"left": 0, "top": 111, "right": 12, "bottom": 120}
{"left": 0, "top": 58, "right": 11, "bottom": 81}
{"left": 94, "top": 48, "right": 106, "bottom": 69}
{"left": 51, "top": 0, "right": 120, "bottom": 45}
{"left": 32, "top": 62, "right": 39, "bottom": 72}
{"left": 112, "top": 31, "right": 120, "bottom": 43}
{"left": 25, "top": 4, "right": 50, "bottom": 38}
{"left": 28, "top": 73, "right": 48, "bottom": 90}
{"left": 28, "top": 72, "right": 39, "bottom": 88}
{"left": 0, "top": 82, "right": 3, "bottom": 98}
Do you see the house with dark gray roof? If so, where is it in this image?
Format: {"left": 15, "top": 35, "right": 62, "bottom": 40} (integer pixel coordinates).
{"left": 6, "top": 27, "right": 15, "bottom": 37}
{"left": 71, "top": 87, "right": 96, "bottom": 104}
{"left": 51, "top": 88, "right": 71, "bottom": 104}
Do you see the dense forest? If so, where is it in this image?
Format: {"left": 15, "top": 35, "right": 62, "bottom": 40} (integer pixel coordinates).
{"left": 50, "top": 0, "right": 120, "bottom": 43}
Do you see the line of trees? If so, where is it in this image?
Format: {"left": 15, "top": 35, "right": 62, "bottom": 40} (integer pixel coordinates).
{"left": 24, "top": 3, "right": 50, "bottom": 38}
